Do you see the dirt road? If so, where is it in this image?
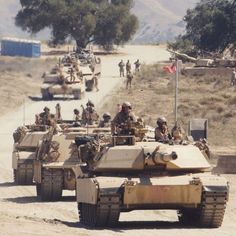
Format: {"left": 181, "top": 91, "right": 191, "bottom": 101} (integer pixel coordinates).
{"left": 0, "top": 45, "right": 235, "bottom": 236}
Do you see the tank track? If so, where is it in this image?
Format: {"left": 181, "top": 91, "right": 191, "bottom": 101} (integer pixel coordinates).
{"left": 14, "top": 163, "right": 33, "bottom": 185}
{"left": 197, "top": 187, "right": 228, "bottom": 227}
{"left": 179, "top": 186, "right": 228, "bottom": 228}
{"left": 38, "top": 168, "right": 63, "bottom": 201}
{"left": 78, "top": 193, "right": 120, "bottom": 227}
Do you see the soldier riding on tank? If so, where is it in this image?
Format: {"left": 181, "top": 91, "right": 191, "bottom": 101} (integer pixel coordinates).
{"left": 112, "top": 101, "right": 137, "bottom": 135}
{"left": 98, "top": 112, "right": 112, "bottom": 128}
{"left": 155, "top": 117, "right": 172, "bottom": 143}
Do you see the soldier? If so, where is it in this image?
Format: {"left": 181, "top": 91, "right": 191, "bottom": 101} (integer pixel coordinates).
{"left": 38, "top": 107, "right": 51, "bottom": 125}
{"left": 171, "top": 122, "right": 185, "bottom": 142}
{"left": 93, "top": 75, "right": 99, "bottom": 92}
{"left": 118, "top": 60, "right": 125, "bottom": 77}
{"left": 48, "top": 114, "right": 62, "bottom": 134}
{"left": 55, "top": 103, "right": 62, "bottom": 121}
{"left": 73, "top": 109, "right": 80, "bottom": 122}
{"left": 73, "top": 109, "right": 81, "bottom": 127}
{"left": 98, "top": 112, "right": 112, "bottom": 128}
{"left": 126, "top": 60, "right": 131, "bottom": 75}
{"left": 155, "top": 117, "right": 172, "bottom": 143}
{"left": 134, "top": 59, "right": 141, "bottom": 72}
{"left": 112, "top": 101, "right": 137, "bottom": 134}
{"left": 81, "top": 100, "right": 99, "bottom": 125}
{"left": 126, "top": 72, "right": 134, "bottom": 89}
{"left": 230, "top": 68, "right": 236, "bottom": 86}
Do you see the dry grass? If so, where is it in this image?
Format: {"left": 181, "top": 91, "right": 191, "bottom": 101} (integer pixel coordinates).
{"left": 0, "top": 56, "right": 57, "bottom": 116}
{"left": 100, "top": 63, "right": 236, "bottom": 146}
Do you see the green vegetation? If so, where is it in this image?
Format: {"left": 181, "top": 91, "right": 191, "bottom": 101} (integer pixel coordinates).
{"left": 15, "top": 0, "right": 138, "bottom": 50}
{"left": 168, "top": 0, "right": 236, "bottom": 56}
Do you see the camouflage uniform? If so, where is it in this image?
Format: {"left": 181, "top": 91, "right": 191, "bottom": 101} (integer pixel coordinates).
{"left": 81, "top": 101, "right": 99, "bottom": 125}
{"left": 38, "top": 107, "right": 51, "bottom": 125}
{"left": 98, "top": 112, "right": 111, "bottom": 128}
{"left": 154, "top": 117, "right": 171, "bottom": 142}
{"left": 112, "top": 102, "right": 137, "bottom": 134}
{"left": 126, "top": 72, "right": 133, "bottom": 89}
{"left": 134, "top": 59, "right": 141, "bottom": 72}
{"left": 231, "top": 69, "right": 236, "bottom": 86}
{"left": 171, "top": 124, "right": 185, "bottom": 142}
{"left": 126, "top": 60, "right": 131, "bottom": 75}
{"left": 73, "top": 109, "right": 80, "bottom": 122}
{"left": 118, "top": 60, "right": 125, "bottom": 77}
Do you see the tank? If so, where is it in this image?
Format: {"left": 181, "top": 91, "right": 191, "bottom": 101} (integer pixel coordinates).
{"left": 168, "top": 50, "right": 236, "bottom": 76}
{"left": 12, "top": 125, "right": 49, "bottom": 185}
{"left": 41, "top": 68, "right": 85, "bottom": 100}
{"left": 74, "top": 123, "right": 229, "bottom": 228}
{"left": 34, "top": 125, "right": 111, "bottom": 201}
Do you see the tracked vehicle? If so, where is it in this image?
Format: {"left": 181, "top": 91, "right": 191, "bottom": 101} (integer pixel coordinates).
{"left": 41, "top": 70, "right": 85, "bottom": 100}
{"left": 34, "top": 126, "right": 111, "bottom": 201}
{"left": 75, "top": 124, "right": 229, "bottom": 228}
{"left": 12, "top": 125, "right": 49, "bottom": 185}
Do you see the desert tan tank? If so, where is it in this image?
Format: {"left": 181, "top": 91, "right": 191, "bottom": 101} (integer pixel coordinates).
{"left": 34, "top": 125, "right": 111, "bottom": 201}
{"left": 74, "top": 123, "right": 229, "bottom": 228}
{"left": 41, "top": 62, "right": 85, "bottom": 100}
{"left": 168, "top": 50, "right": 236, "bottom": 76}
{"left": 12, "top": 125, "right": 49, "bottom": 185}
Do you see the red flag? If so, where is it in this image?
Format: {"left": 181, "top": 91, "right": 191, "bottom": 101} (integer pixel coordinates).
{"left": 163, "top": 63, "right": 176, "bottom": 74}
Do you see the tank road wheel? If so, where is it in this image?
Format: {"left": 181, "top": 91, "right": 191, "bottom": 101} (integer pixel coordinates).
{"left": 13, "top": 164, "right": 33, "bottom": 185}
{"left": 178, "top": 187, "right": 228, "bottom": 228}
{"left": 78, "top": 194, "right": 120, "bottom": 227}
{"left": 40, "top": 169, "right": 63, "bottom": 201}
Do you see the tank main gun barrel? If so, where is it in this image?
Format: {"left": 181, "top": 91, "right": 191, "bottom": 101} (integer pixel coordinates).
{"left": 145, "top": 146, "right": 178, "bottom": 166}
{"left": 153, "top": 151, "right": 178, "bottom": 163}
{"left": 167, "top": 49, "right": 197, "bottom": 63}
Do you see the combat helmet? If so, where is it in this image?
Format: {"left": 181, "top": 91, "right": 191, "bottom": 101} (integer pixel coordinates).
{"left": 157, "top": 116, "right": 167, "bottom": 125}
{"left": 122, "top": 101, "right": 132, "bottom": 109}
{"left": 103, "top": 112, "right": 111, "bottom": 119}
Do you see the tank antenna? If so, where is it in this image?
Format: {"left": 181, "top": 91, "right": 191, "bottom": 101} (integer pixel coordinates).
{"left": 23, "top": 98, "right": 26, "bottom": 125}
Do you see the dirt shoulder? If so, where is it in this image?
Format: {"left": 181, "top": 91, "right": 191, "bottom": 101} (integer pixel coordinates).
{"left": 0, "top": 56, "right": 57, "bottom": 116}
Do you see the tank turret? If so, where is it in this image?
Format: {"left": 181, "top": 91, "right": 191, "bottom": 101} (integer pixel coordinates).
{"left": 75, "top": 129, "right": 229, "bottom": 228}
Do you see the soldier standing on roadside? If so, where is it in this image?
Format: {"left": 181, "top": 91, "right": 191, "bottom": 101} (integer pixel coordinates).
{"left": 118, "top": 60, "right": 125, "bottom": 77}
{"left": 126, "top": 72, "right": 134, "bottom": 89}
{"left": 134, "top": 59, "right": 141, "bottom": 73}
{"left": 126, "top": 60, "right": 131, "bottom": 75}
{"left": 231, "top": 68, "right": 236, "bottom": 86}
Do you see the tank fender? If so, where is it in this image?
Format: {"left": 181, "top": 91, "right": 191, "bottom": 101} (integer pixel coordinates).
{"left": 12, "top": 150, "right": 19, "bottom": 169}
{"left": 76, "top": 178, "right": 99, "bottom": 204}
{"left": 33, "top": 160, "right": 42, "bottom": 183}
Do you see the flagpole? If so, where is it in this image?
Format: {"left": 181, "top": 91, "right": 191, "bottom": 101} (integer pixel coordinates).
{"left": 174, "top": 60, "right": 179, "bottom": 125}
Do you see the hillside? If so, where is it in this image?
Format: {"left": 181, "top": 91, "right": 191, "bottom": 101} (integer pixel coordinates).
{"left": 132, "top": 0, "right": 197, "bottom": 43}
{"left": 0, "top": 0, "right": 197, "bottom": 43}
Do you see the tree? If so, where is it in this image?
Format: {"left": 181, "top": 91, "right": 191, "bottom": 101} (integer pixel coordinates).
{"left": 15, "top": 0, "right": 138, "bottom": 49}
{"left": 168, "top": 0, "right": 236, "bottom": 55}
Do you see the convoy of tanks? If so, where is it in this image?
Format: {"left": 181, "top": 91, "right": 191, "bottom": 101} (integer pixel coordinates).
{"left": 11, "top": 48, "right": 230, "bottom": 228}
{"left": 41, "top": 49, "right": 101, "bottom": 100}
{"left": 12, "top": 115, "right": 229, "bottom": 228}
